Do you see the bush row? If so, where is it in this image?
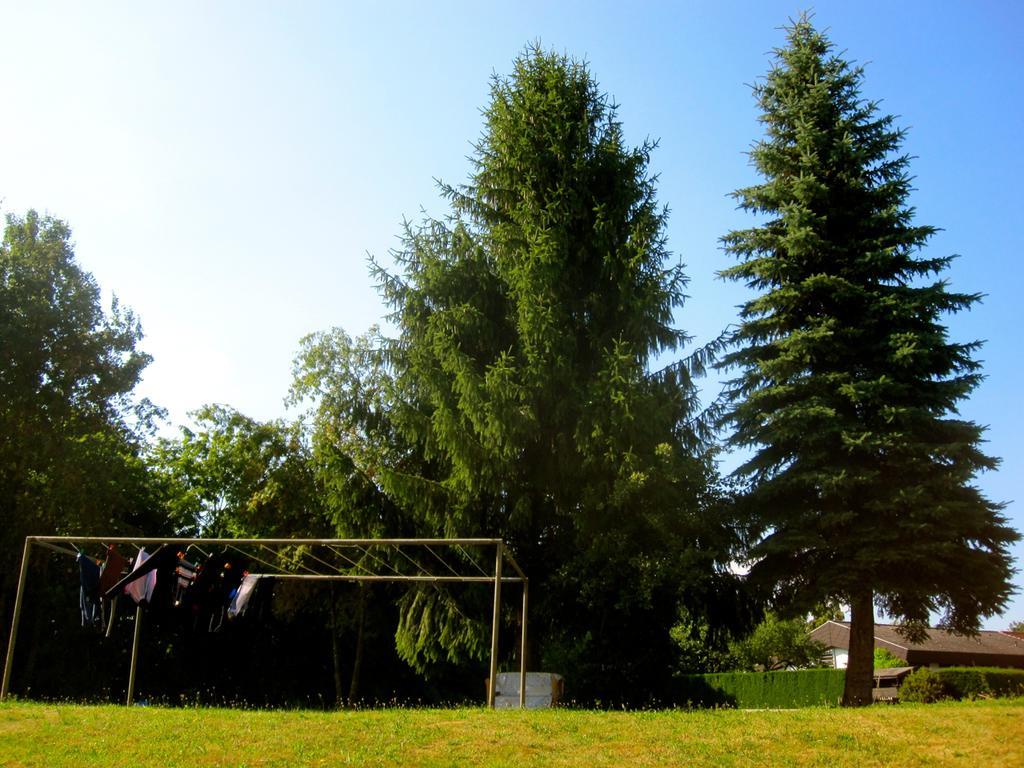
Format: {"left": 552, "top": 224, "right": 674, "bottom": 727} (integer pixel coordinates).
{"left": 675, "top": 669, "right": 846, "bottom": 709}
{"left": 899, "top": 667, "right": 1024, "bottom": 703}
{"left": 677, "top": 666, "right": 1024, "bottom": 708}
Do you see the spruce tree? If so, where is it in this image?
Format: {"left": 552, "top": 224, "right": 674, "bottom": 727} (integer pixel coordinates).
{"left": 718, "top": 18, "right": 1018, "bottom": 705}
{"left": 368, "top": 45, "right": 737, "bottom": 700}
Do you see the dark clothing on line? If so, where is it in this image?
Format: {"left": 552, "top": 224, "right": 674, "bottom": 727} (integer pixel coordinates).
{"left": 98, "top": 545, "right": 130, "bottom": 595}
{"left": 173, "top": 558, "right": 198, "bottom": 607}
{"left": 77, "top": 553, "right": 102, "bottom": 627}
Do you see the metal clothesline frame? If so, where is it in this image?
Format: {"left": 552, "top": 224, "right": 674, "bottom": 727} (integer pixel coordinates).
{"left": 1, "top": 536, "right": 529, "bottom": 709}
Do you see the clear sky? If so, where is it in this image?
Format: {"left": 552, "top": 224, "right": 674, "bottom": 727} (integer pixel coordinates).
{"left": 2, "top": 1, "right": 1021, "bottom": 627}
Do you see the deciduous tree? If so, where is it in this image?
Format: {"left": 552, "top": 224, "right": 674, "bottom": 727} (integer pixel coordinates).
{"left": 728, "top": 613, "right": 827, "bottom": 671}
{"left": 152, "top": 404, "right": 326, "bottom": 538}
{"left": 0, "top": 210, "right": 166, "bottom": 659}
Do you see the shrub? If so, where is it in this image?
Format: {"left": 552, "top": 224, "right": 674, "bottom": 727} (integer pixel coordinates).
{"left": 898, "top": 669, "right": 949, "bottom": 703}
{"left": 933, "top": 667, "right": 1024, "bottom": 700}
{"left": 933, "top": 669, "right": 990, "bottom": 700}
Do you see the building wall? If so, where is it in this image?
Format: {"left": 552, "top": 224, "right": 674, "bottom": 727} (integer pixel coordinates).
{"left": 830, "top": 648, "right": 848, "bottom": 669}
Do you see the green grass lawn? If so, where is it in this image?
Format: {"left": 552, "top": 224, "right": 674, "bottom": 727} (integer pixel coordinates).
{"left": 1, "top": 699, "right": 1021, "bottom": 767}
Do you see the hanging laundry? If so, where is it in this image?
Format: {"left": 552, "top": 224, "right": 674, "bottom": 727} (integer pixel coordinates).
{"left": 173, "top": 556, "right": 198, "bottom": 608}
{"left": 192, "top": 552, "right": 245, "bottom": 632}
{"left": 124, "top": 549, "right": 156, "bottom": 604}
{"left": 227, "top": 573, "right": 261, "bottom": 619}
{"left": 77, "top": 553, "right": 102, "bottom": 628}
{"left": 98, "top": 545, "right": 129, "bottom": 595}
{"left": 98, "top": 544, "right": 130, "bottom": 633}
{"left": 105, "top": 545, "right": 178, "bottom": 602}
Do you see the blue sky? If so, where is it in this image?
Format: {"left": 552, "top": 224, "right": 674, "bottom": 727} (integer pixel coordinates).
{"left": 2, "top": 1, "right": 1021, "bottom": 627}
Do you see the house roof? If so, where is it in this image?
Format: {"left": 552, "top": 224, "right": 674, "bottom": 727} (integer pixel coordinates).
{"left": 809, "top": 620, "right": 1024, "bottom": 668}
{"left": 873, "top": 666, "right": 914, "bottom": 680}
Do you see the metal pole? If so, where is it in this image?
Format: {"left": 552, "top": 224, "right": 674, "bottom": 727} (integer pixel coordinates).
{"left": 1, "top": 538, "right": 33, "bottom": 701}
{"left": 126, "top": 603, "right": 142, "bottom": 706}
{"left": 519, "top": 579, "right": 528, "bottom": 709}
{"left": 487, "top": 541, "right": 503, "bottom": 708}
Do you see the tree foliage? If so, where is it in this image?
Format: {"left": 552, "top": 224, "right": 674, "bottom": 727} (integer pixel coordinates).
{"left": 290, "top": 327, "right": 416, "bottom": 540}
{"left": 0, "top": 210, "right": 168, "bottom": 658}
{"left": 152, "top": 404, "right": 326, "bottom": 538}
{"left": 727, "top": 613, "right": 827, "bottom": 671}
{"left": 0, "top": 210, "right": 165, "bottom": 535}
{"left": 293, "top": 46, "right": 743, "bottom": 698}
{"left": 873, "top": 648, "right": 905, "bottom": 669}
{"left": 669, "top": 609, "right": 737, "bottom": 675}
{"left": 805, "top": 600, "right": 845, "bottom": 630}
{"left": 290, "top": 328, "right": 484, "bottom": 675}
{"left": 717, "top": 17, "right": 1018, "bottom": 705}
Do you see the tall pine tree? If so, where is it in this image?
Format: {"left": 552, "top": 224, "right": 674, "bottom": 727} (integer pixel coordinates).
{"left": 367, "top": 45, "right": 738, "bottom": 701}
{"left": 718, "top": 18, "right": 1018, "bottom": 705}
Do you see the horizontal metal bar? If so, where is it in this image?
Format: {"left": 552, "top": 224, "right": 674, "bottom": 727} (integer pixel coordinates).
{"left": 25, "top": 537, "right": 528, "bottom": 583}
{"left": 251, "top": 574, "right": 524, "bottom": 583}
{"left": 28, "top": 536, "right": 503, "bottom": 547}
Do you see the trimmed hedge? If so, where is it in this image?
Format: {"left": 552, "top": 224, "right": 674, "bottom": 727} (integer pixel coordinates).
{"left": 676, "top": 666, "right": 1024, "bottom": 708}
{"left": 676, "top": 669, "right": 845, "bottom": 709}
{"left": 931, "top": 667, "right": 1024, "bottom": 700}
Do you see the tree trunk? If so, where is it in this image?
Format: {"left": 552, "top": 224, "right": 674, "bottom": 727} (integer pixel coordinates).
{"left": 328, "top": 586, "right": 344, "bottom": 708}
{"left": 842, "top": 592, "right": 875, "bottom": 706}
{"left": 347, "top": 584, "right": 366, "bottom": 705}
